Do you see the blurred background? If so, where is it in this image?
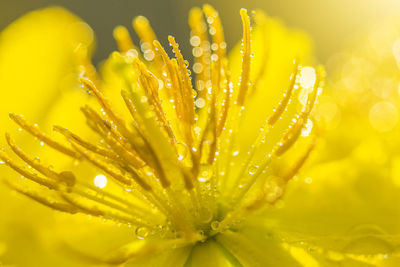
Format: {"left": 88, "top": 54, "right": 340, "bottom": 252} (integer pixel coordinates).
{"left": 2, "top": 0, "right": 400, "bottom": 65}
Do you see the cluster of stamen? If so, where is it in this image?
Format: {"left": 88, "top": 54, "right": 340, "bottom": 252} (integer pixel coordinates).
{"left": 0, "top": 5, "right": 322, "bottom": 263}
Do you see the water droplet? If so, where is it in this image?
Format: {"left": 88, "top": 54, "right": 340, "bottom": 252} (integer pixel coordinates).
{"left": 194, "top": 126, "right": 202, "bottom": 136}
{"left": 198, "top": 164, "right": 213, "bottom": 182}
{"left": 344, "top": 224, "right": 393, "bottom": 254}
{"left": 94, "top": 174, "right": 107, "bottom": 188}
{"left": 344, "top": 236, "right": 393, "bottom": 255}
{"left": 211, "top": 221, "right": 220, "bottom": 230}
{"left": 299, "top": 66, "right": 316, "bottom": 88}
{"left": 192, "top": 47, "right": 203, "bottom": 57}
{"left": 264, "top": 176, "right": 285, "bottom": 203}
{"left": 158, "top": 224, "right": 168, "bottom": 237}
{"left": 176, "top": 143, "right": 188, "bottom": 161}
{"left": 195, "top": 97, "right": 205, "bottom": 108}
{"left": 140, "top": 95, "right": 148, "bottom": 103}
{"left": 135, "top": 227, "right": 149, "bottom": 239}
{"left": 347, "top": 223, "right": 387, "bottom": 236}
{"left": 211, "top": 43, "right": 218, "bottom": 51}
{"left": 248, "top": 165, "right": 258, "bottom": 175}
{"left": 190, "top": 35, "right": 201, "bottom": 46}
{"left": 301, "top": 119, "right": 313, "bottom": 137}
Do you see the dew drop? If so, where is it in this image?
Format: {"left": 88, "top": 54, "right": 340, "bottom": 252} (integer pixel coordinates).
{"left": 198, "top": 164, "right": 213, "bottom": 182}
{"left": 94, "top": 174, "right": 108, "bottom": 189}
{"left": 190, "top": 35, "right": 201, "bottom": 46}
{"left": 211, "top": 43, "right": 218, "bottom": 51}
{"left": 211, "top": 221, "right": 220, "bottom": 230}
{"left": 192, "top": 47, "right": 203, "bottom": 57}
{"left": 344, "top": 224, "right": 393, "bottom": 255}
{"left": 195, "top": 97, "right": 206, "bottom": 108}
{"left": 135, "top": 227, "right": 149, "bottom": 239}
{"left": 158, "top": 224, "right": 168, "bottom": 237}
{"left": 248, "top": 165, "right": 259, "bottom": 175}
{"left": 301, "top": 119, "right": 313, "bottom": 137}
{"left": 140, "top": 95, "right": 148, "bottom": 103}
{"left": 344, "top": 236, "right": 393, "bottom": 255}
{"left": 176, "top": 143, "right": 188, "bottom": 161}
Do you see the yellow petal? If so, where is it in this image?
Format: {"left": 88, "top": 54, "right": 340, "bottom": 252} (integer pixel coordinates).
{"left": 185, "top": 240, "right": 240, "bottom": 267}
{"left": 0, "top": 6, "right": 94, "bottom": 144}
{"left": 0, "top": 7, "right": 95, "bottom": 266}
{"left": 216, "top": 230, "right": 301, "bottom": 266}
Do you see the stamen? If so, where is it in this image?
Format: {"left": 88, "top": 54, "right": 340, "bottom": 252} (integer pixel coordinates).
{"left": 79, "top": 106, "right": 143, "bottom": 161}
{"left": 282, "top": 138, "right": 316, "bottom": 181}
{"left": 188, "top": 7, "right": 211, "bottom": 96}
{"left": 76, "top": 183, "right": 159, "bottom": 220}
{"left": 120, "top": 90, "right": 171, "bottom": 188}
{"left": 53, "top": 125, "right": 120, "bottom": 161}
{"left": 273, "top": 70, "right": 321, "bottom": 156}
{"left": 132, "top": 16, "right": 162, "bottom": 67}
{"left": 216, "top": 74, "right": 231, "bottom": 137}
{"left": 61, "top": 193, "right": 150, "bottom": 226}
{"left": 268, "top": 60, "right": 299, "bottom": 125}
{"left": 5, "top": 133, "right": 75, "bottom": 186}
{"left": 80, "top": 77, "right": 129, "bottom": 135}
{"left": 9, "top": 113, "right": 80, "bottom": 158}
{"left": 203, "top": 5, "right": 226, "bottom": 60}
{"left": 168, "top": 36, "right": 196, "bottom": 129}
{"left": 153, "top": 40, "right": 187, "bottom": 133}
{"left": 248, "top": 10, "right": 270, "bottom": 96}
{"left": 6, "top": 181, "right": 77, "bottom": 214}
{"left": 113, "top": 25, "right": 137, "bottom": 53}
{"left": 134, "top": 59, "right": 176, "bottom": 144}
{"left": 0, "top": 150, "right": 58, "bottom": 190}
{"left": 71, "top": 142, "right": 151, "bottom": 190}
{"left": 236, "top": 9, "right": 251, "bottom": 107}
{"left": 238, "top": 73, "right": 320, "bottom": 205}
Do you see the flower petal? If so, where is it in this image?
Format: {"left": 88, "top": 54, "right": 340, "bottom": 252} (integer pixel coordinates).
{"left": 216, "top": 230, "right": 301, "bottom": 266}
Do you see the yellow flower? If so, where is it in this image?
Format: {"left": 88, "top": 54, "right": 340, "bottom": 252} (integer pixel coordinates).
{"left": 0, "top": 5, "right": 322, "bottom": 266}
